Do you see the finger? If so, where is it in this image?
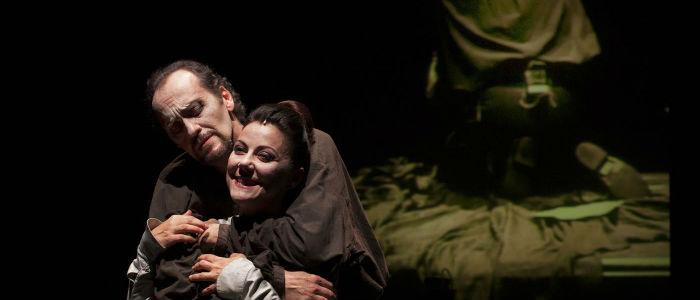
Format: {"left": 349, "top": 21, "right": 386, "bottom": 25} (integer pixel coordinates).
{"left": 312, "top": 276, "right": 334, "bottom": 290}
{"left": 176, "top": 223, "right": 205, "bottom": 235}
{"left": 182, "top": 216, "right": 209, "bottom": 230}
{"left": 201, "top": 283, "right": 217, "bottom": 296}
{"left": 189, "top": 271, "right": 217, "bottom": 282}
{"left": 184, "top": 209, "right": 193, "bottom": 216}
{"left": 312, "top": 285, "right": 336, "bottom": 299}
{"left": 192, "top": 260, "right": 215, "bottom": 272}
{"left": 198, "top": 231, "right": 210, "bottom": 244}
{"left": 172, "top": 234, "right": 197, "bottom": 244}
{"left": 197, "top": 254, "right": 218, "bottom": 262}
{"left": 229, "top": 253, "right": 246, "bottom": 260}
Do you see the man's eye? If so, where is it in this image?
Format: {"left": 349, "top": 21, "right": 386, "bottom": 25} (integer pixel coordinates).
{"left": 168, "top": 121, "right": 184, "bottom": 135}
{"left": 192, "top": 103, "right": 203, "bottom": 115}
{"left": 183, "top": 103, "right": 204, "bottom": 118}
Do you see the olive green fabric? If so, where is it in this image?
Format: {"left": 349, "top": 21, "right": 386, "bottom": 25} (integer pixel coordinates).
{"left": 532, "top": 200, "right": 625, "bottom": 220}
{"left": 435, "top": 0, "right": 601, "bottom": 92}
{"left": 354, "top": 157, "right": 669, "bottom": 300}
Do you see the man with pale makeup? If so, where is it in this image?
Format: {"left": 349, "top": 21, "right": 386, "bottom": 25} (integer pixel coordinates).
{"left": 128, "top": 60, "right": 388, "bottom": 300}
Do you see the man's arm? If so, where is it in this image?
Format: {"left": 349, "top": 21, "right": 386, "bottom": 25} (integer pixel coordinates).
{"left": 127, "top": 211, "right": 208, "bottom": 299}
{"left": 204, "top": 220, "right": 336, "bottom": 300}
{"left": 148, "top": 175, "right": 192, "bottom": 220}
{"left": 191, "top": 253, "right": 280, "bottom": 300}
{"left": 231, "top": 130, "right": 388, "bottom": 298}
{"left": 190, "top": 253, "right": 336, "bottom": 300}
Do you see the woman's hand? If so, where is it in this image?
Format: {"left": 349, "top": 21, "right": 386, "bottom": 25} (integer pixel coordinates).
{"left": 189, "top": 253, "right": 246, "bottom": 296}
{"left": 151, "top": 210, "right": 208, "bottom": 248}
{"left": 198, "top": 220, "right": 220, "bottom": 248}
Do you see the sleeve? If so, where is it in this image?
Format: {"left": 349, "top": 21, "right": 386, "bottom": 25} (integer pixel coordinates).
{"left": 126, "top": 219, "right": 166, "bottom": 300}
{"left": 232, "top": 131, "right": 388, "bottom": 297}
{"left": 149, "top": 155, "right": 194, "bottom": 220}
{"left": 216, "top": 258, "right": 281, "bottom": 300}
{"left": 226, "top": 220, "right": 287, "bottom": 298}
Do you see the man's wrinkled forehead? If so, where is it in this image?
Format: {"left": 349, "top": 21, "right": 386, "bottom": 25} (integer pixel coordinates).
{"left": 151, "top": 70, "right": 203, "bottom": 121}
{"left": 153, "top": 102, "right": 185, "bottom": 125}
{"left": 151, "top": 92, "right": 188, "bottom": 125}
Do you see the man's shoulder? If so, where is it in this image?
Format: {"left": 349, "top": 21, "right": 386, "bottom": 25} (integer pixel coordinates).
{"left": 309, "top": 128, "right": 346, "bottom": 169}
{"left": 150, "top": 152, "right": 198, "bottom": 219}
{"left": 311, "top": 128, "right": 336, "bottom": 150}
{"left": 158, "top": 152, "right": 197, "bottom": 181}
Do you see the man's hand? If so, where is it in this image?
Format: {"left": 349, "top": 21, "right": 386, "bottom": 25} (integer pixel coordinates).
{"left": 190, "top": 253, "right": 245, "bottom": 296}
{"left": 151, "top": 209, "right": 208, "bottom": 248}
{"left": 285, "top": 271, "right": 336, "bottom": 300}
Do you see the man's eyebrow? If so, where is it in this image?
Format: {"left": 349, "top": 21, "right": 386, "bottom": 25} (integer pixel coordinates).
{"left": 159, "top": 106, "right": 185, "bottom": 127}
{"left": 183, "top": 99, "right": 203, "bottom": 110}
{"left": 161, "top": 107, "right": 182, "bottom": 123}
{"left": 161, "top": 98, "right": 202, "bottom": 121}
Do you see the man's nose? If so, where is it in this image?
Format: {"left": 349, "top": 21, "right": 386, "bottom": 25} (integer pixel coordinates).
{"left": 183, "top": 118, "right": 200, "bottom": 137}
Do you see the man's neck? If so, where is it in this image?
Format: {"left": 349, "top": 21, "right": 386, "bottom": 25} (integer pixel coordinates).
{"left": 213, "top": 159, "right": 227, "bottom": 174}
{"left": 232, "top": 120, "right": 243, "bottom": 140}
{"left": 208, "top": 120, "right": 243, "bottom": 174}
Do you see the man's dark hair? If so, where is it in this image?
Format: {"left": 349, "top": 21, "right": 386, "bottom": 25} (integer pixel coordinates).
{"left": 147, "top": 60, "right": 247, "bottom": 123}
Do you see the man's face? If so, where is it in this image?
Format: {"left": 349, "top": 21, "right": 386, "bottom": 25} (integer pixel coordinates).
{"left": 152, "top": 70, "right": 235, "bottom": 166}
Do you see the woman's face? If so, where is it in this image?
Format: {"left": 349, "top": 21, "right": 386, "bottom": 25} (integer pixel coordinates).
{"left": 226, "top": 121, "right": 301, "bottom": 215}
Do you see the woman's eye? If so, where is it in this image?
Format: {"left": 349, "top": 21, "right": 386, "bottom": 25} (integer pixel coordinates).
{"left": 233, "top": 145, "right": 246, "bottom": 154}
{"left": 258, "top": 152, "right": 274, "bottom": 162}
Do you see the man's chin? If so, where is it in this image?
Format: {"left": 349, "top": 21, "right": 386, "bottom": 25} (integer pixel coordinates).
{"left": 197, "top": 141, "right": 233, "bottom": 166}
{"left": 189, "top": 143, "right": 222, "bottom": 163}
{"left": 200, "top": 149, "right": 229, "bottom": 166}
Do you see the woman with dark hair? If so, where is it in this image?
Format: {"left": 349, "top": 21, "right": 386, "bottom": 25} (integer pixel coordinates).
{"left": 191, "top": 100, "right": 387, "bottom": 300}
{"left": 184, "top": 101, "right": 319, "bottom": 299}
{"left": 225, "top": 101, "right": 314, "bottom": 217}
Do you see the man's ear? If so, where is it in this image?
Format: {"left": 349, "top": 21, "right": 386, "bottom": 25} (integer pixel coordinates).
{"left": 220, "top": 86, "right": 235, "bottom": 113}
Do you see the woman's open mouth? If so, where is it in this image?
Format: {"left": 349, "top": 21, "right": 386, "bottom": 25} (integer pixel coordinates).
{"left": 233, "top": 177, "right": 259, "bottom": 189}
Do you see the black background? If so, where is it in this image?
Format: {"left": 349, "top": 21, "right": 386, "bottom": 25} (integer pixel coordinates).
{"left": 20, "top": 2, "right": 671, "bottom": 299}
